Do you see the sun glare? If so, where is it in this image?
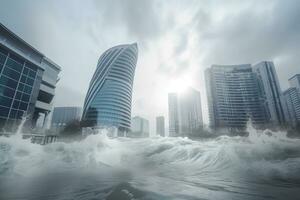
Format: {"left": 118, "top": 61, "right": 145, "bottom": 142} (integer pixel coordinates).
{"left": 167, "top": 78, "right": 192, "bottom": 94}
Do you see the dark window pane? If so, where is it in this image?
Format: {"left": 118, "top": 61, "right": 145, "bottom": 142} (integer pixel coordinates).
{"left": 9, "top": 109, "right": 17, "bottom": 118}
{"left": 12, "top": 100, "right": 20, "bottom": 109}
{"left": 0, "top": 64, "right": 3, "bottom": 73}
{"left": 0, "top": 106, "right": 9, "bottom": 117}
{"left": 0, "top": 53, "right": 6, "bottom": 64}
{"left": 23, "top": 67, "right": 29, "bottom": 75}
{"left": 28, "top": 70, "right": 36, "bottom": 78}
{"left": 25, "top": 62, "right": 37, "bottom": 71}
{"left": 0, "top": 76, "right": 18, "bottom": 89}
{"left": 20, "top": 75, "right": 26, "bottom": 83}
{"left": 0, "top": 96, "right": 12, "bottom": 107}
{"left": 6, "top": 57, "right": 23, "bottom": 72}
{"left": 26, "top": 77, "right": 34, "bottom": 86}
{"left": 0, "top": 86, "right": 15, "bottom": 98}
{"left": 24, "top": 85, "right": 32, "bottom": 94}
{"left": 0, "top": 47, "right": 8, "bottom": 57}
{"left": 16, "top": 110, "right": 24, "bottom": 119}
{"left": 18, "top": 83, "right": 25, "bottom": 92}
{"left": 3, "top": 67, "right": 21, "bottom": 80}
{"left": 15, "top": 91, "right": 22, "bottom": 100}
{"left": 19, "top": 102, "right": 28, "bottom": 111}
{"left": 21, "top": 94, "right": 30, "bottom": 102}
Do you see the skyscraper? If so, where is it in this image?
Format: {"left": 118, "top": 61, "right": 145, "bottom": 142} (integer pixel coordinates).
{"left": 51, "top": 107, "right": 82, "bottom": 131}
{"left": 283, "top": 74, "right": 300, "bottom": 127}
{"left": 168, "top": 87, "right": 203, "bottom": 137}
{"left": 82, "top": 43, "right": 138, "bottom": 135}
{"left": 178, "top": 87, "right": 203, "bottom": 136}
{"left": 131, "top": 116, "right": 149, "bottom": 137}
{"left": 205, "top": 64, "right": 267, "bottom": 133}
{"left": 0, "top": 23, "right": 61, "bottom": 131}
{"left": 253, "top": 61, "right": 286, "bottom": 126}
{"left": 156, "top": 116, "right": 165, "bottom": 136}
{"left": 283, "top": 88, "right": 300, "bottom": 127}
{"left": 168, "top": 93, "right": 179, "bottom": 136}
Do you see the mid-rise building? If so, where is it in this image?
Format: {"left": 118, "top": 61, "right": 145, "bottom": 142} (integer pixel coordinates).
{"left": 130, "top": 116, "right": 149, "bottom": 137}
{"left": 168, "top": 87, "right": 203, "bottom": 137}
{"left": 156, "top": 116, "right": 165, "bottom": 136}
{"left": 205, "top": 64, "right": 267, "bottom": 133}
{"left": 253, "top": 61, "right": 286, "bottom": 126}
{"left": 82, "top": 43, "right": 138, "bottom": 136}
{"left": 0, "top": 23, "right": 61, "bottom": 132}
{"left": 51, "top": 106, "right": 82, "bottom": 131}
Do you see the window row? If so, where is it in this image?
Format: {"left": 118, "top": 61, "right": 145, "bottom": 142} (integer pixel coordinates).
{"left": 0, "top": 75, "right": 33, "bottom": 94}
{"left": 0, "top": 95, "right": 29, "bottom": 111}
{"left": 0, "top": 105, "right": 26, "bottom": 119}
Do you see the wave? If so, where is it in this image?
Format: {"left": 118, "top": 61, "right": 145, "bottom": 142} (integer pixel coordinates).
{"left": 1, "top": 128, "right": 300, "bottom": 199}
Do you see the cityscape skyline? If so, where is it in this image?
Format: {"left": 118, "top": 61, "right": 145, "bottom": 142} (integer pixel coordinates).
{"left": 1, "top": 0, "right": 300, "bottom": 135}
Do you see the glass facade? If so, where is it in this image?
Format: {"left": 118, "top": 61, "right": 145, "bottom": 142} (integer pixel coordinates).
{"left": 82, "top": 43, "right": 138, "bottom": 131}
{"left": 205, "top": 64, "right": 267, "bottom": 132}
{"left": 0, "top": 46, "right": 41, "bottom": 129}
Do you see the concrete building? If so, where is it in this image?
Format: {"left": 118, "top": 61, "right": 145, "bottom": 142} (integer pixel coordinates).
{"left": 253, "top": 61, "right": 286, "bottom": 126}
{"left": 168, "top": 87, "right": 203, "bottom": 137}
{"left": 156, "top": 116, "right": 165, "bottom": 136}
{"left": 82, "top": 43, "right": 138, "bottom": 136}
{"left": 0, "top": 23, "right": 61, "bottom": 132}
{"left": 205, "top": 64, "right": 267, "bottom": 133}
{"left": 51, "top": 106, "right": 82, "bottom": 131}
{"left": 130, "top": 116, "right": 149, "bottom": 137}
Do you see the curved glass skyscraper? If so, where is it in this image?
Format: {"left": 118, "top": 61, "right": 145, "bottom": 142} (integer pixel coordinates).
{"left": 82, "top": 43, "right": 138, "bottom": 132}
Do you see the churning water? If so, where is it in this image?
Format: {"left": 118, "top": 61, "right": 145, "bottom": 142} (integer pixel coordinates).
{"left": 1, "top": 127, "right": 300, "bottom": 200}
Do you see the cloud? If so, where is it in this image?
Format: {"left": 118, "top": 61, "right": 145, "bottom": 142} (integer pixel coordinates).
{"left": 1, "top": 0, "right": 300, "bottom": 133}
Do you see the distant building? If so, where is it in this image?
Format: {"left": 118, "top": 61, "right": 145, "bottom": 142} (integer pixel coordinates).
{"left": 81, "top": 43, "right": 138, "bottom": 136}
{"left": 130, "top": 116, "right": 149, "bottom": 137}
{"left": 253, "top": 61, "right": 286, "bottom": 126}
{"left": 0, "top": 23, "right": 61, "bottom": 132}
{"left": 168, "top": 93, "right": 179, "bottom": 136}
{"left": 282, "top": 74, "right": 300, "bottom": 127}
{"left": 156, "top": 116, "right": 165, "bottom": 136}
{"left": 168, "top": 87, "right": 203, "bottom": 137}
{"left": 178, "top": 87, "right": 203, "bottom": 136}
{"left": 51, "top": 107, "right": 82, "bottom": 131}
{"left": 289, "top": 74, "right": 300, "bottom": 89}
{"left": 283, "top": 88, "right": 300, "bottom": 127}
{"left": 205, "top": 64, "right": 267, "bottom": 133}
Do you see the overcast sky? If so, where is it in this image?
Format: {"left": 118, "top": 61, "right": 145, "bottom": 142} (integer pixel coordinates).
{"left": 1, "top": 0, "right": 300, "bottom": 134}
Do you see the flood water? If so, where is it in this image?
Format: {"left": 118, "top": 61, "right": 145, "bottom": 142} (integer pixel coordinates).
{"left": 1, "top": 128, "right": 300, "bottom": 200}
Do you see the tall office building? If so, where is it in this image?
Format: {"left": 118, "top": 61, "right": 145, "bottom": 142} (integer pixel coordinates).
{"left": 205, "top": 64, "right": 267, "bottom": 133}
{"left": 168, "top": 87, "right": 203, "bottom": 137}
{"left": 283, "top": 88, "right": 300, "bottom": 127}
{"left": 0, "top": 23, "right": 61, "bottom": 131}
{"left": 178, "top": 87, "right": 203, "bottom": 135}
{"left": 283, "top": 74, "right": 300, "bottom": 127}
{"left": 131, "top": 116, "right": 149, "bottom": 137}
{"left": 156, "top": 116, "right": 165, "bottom": 136}
{"left": 82, "top": 43, "right": 138, "bottom": 135}
{"left": 253, "top": 61, "right": 285, "bottom": 126}
{"left": 51, "top": 107, "right": 82, "bottom": 130}
{"left": 168, "top": 93, "right": 179, "bottom": 136}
